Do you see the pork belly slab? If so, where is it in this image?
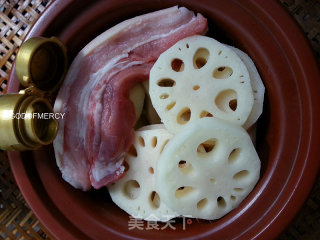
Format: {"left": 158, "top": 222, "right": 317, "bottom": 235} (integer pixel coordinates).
{"left": 53, "top": 6, "right": 208, "bottom": 191}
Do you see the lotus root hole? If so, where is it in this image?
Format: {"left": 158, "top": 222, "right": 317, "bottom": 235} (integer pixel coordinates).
{"left": 197, "top": 139, "right": 217, "bottom": 154}
{"left": 197, "top": 198, "right": 208, "bottom": 210}
{"left": 166, "top": 102, "right": 176, "bottom": 111}
{"left": 171, "top": 58, "right": 184, "bottom": 72}
{"left": 200, "top": 111, "right": 213, "bottom": 118}
{"left": 193, "top": 48, "right": 209, "bottom": 69}
{"left": 217, "top": 196, "right": 226, "bottom": 208}
{"left": 229, "top": 99, "right": 237, "bottom": 111}
{"left": 138, "top": 136, "right": 145, "bottom": 147}
{"left": 123, "top": 180, "right": 140, "bottom": 200}
{"left": 128, "top": 145, "right": 137, "bottom": 157}
{"left": 178, "top": 160, "right": 193, "bottom": 175}
{"left": 175, "top": 186, "right": 195, "bottom": 198}
{"left": 215, "top": 89, "right": 238, "bottom": 113}
{"left": 157, "top": 78, "right": 176, "bottom": 87}
{"left": 149, "top": 191, "right": 160, "bottom": 209}
{"left": 193, "top": 85, "right": 200, "bottom": 91}
{"left": 151, "top": 136, "right": 157, "bottom": 148}
{"left": 123, "top": 161, "right": 130, "bottom": 172}
{"left": 160, "top": 93, "right": 169, "bottom": 99}
{"left": 234, "top": 188, "right": 244, "bottom": 192}
{"left": 177, "top": 107, "right": 191, "bottom": 124}
{"left": 213, "top": 66, "right": 233, "bottom": 79}
{"left": 233, "top": 170, "right": 249, "bottom": 180}
{"left": 228, "top": 148, "right": 241, "bottom": 164}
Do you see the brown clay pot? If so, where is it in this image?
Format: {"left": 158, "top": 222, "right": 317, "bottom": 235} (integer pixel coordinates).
{"left": 7, "top": 0, "right": 320, "bottom": 239}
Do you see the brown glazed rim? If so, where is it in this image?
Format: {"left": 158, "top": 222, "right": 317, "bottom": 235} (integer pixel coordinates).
{"left": 7, "top": 0, "right": 320, "bottom": 239}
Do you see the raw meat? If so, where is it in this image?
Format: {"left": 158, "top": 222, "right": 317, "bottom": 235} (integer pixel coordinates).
{"left": 53, "top": 6, "right": 208, "bottom": 190}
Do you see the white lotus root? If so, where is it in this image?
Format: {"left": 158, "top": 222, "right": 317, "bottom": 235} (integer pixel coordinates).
{"left": 137, "top": 124, "right": 166, "bottom": 131}
{"left": 149, "top": 35, "right": 254, "bottom": 134}
{"left": 228, "top": 46, "right": 265, "bottom": 129}
{"left": 142, "top": 81, "right": 161, "bottom": 124}
{"left": 108, "top": 127, "right": 178, "bottom": 222}
{"left": 156, "top": 118, "right": 260, "bottom": 220}
{"left": 129, "top": 83, "right": 145, "bottom": 121}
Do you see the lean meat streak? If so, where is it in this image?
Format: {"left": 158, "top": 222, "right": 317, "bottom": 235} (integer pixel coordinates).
{"left": 54, "top": 6, "right": 208, "bottom": 190}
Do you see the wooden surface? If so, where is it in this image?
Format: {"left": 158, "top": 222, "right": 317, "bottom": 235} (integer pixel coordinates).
{"left": 0, "top": 0, "right": 319, "bottom": 239}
